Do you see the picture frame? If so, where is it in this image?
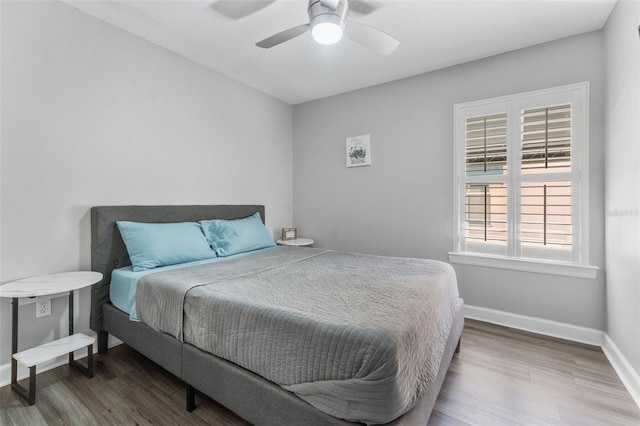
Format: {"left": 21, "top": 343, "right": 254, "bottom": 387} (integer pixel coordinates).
{"left": 281, "top": 227, "right": 297, "bottom": 240}
{"left": 346, "top": 134, "right": 371, "bottom": 168}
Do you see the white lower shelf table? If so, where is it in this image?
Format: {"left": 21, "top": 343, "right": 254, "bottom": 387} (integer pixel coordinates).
{"left": 0, "top": 271, "right": 102, "bottom": 405}
{"left": 12, "top": 334, "right": 95, "bottom": 404}
{"left": 276, "top": 238, "right": 314, "bottom": 247}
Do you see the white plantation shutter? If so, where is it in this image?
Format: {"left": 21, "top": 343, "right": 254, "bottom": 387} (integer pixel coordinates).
{"left": 465, "top": 183, "right": 507, "bottom": 244}
{"left": 453, "top": 83, "right": 590, "bottom": 267}
{"left": 464, "top": 113, "right": 508, "bottom": 250}
{"left": 519, "top": 104, "right": 573, "bottom": 252}
{"left": 520, "top": 182, "right": 572, "bottom": 249}
{"left": 465, "top": 113, "right": 508, "bottom": 176}
{"left": 521, "top": 105, "right": 572, "bottom": 172}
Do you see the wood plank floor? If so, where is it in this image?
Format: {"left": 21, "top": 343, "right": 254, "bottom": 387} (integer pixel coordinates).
{"left": 2, "top": 319, "right": 639, "bottom": 425}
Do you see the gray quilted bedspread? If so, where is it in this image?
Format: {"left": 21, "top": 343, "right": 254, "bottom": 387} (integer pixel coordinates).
{"left": 136, "top": 247, "right": 461, "bottom": 424}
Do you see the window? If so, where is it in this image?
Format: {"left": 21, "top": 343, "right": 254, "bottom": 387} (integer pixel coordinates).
{"left": 450, "top": 83, "right": 597, "bottom": 279}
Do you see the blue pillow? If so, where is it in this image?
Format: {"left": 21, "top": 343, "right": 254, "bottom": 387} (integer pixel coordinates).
{"left": 116, "top": 221, "right": 217, "bottom": 272}
{"left": 199, "top": 212, "right": 276, "bottom": 257}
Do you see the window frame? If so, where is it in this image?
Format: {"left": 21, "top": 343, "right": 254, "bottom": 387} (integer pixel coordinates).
{"left": 450, "top": 82, "right": 598, "bottom": 279}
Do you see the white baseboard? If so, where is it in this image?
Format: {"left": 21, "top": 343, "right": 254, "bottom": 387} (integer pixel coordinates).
{"left": 602, "top": 333, "right": 640, "bottom": 409}
{"left": 465, "top": 304, "right": 640, "bottom": 410}
{"left": 464, "top": 305, "right": 604, "bottom": 346}
{"left": 0, "top": 338, "right": 122, "bottom": 388}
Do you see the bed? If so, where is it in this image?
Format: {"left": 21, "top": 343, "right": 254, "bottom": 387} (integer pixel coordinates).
{"left": 90, "top": 205, "right": 464, "bottom": 425}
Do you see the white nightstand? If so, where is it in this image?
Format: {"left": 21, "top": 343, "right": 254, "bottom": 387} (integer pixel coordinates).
{"left": 0, "top": 271, "right": 102, "bottom": 405}
{"left": 276, "top": 238, "right": 314, "bottom": 247}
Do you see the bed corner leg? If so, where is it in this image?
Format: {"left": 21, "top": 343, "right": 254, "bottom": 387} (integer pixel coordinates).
{"left": 97, "top": 331, "right": 109, "bottom": 354}
{"left": 455, "top": 338, "right": 461, "bottom": 354}
{"left": 186, "top": 384, "right": 196, "bottom": 412}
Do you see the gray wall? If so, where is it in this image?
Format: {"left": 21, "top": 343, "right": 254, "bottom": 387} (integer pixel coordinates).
{"left": 604, "top": 0, "right": 640, "bottom": 374}
{"left": 293, "top": 32, "right": 605, "bottom": 329}
{"left": 0, "top": 1, "right": 292, "bottom": 367}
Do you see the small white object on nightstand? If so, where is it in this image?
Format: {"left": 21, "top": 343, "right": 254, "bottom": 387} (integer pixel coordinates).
{"left": 276, "top": 238, "right": 314, "bottom": 247}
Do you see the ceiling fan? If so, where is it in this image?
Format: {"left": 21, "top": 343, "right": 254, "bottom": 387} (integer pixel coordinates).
{"left": 255, "top": 0, "right": 399, "bottom": 55}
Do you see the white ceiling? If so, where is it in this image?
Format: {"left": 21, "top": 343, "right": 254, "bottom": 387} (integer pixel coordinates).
{"left": 65, "top": 0, "right": 616, "bottom": 105}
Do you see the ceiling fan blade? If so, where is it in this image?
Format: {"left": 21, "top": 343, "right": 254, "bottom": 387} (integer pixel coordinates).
{"left": 345, "top": 21, "right": 399, "bottom": 55}
{"left": 256, "top": 24, "right": 311, "bottom": 49}
{"left": 349, "top": 1, "right": 381, "bottom": 18}
{"left": 211, "top": 0, "right": 275, "bottom": 20}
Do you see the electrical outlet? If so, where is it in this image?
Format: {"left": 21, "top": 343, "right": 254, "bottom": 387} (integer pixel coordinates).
{"left": 36, "top": 298, "right": 51, "bottom": 318}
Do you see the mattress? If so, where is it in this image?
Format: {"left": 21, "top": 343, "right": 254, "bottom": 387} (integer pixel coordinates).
{"left": 134, "top": 247, "right": 461, "bottom": 424}
{"left": 110, "top": 248, "right": 274, "bottom": 320}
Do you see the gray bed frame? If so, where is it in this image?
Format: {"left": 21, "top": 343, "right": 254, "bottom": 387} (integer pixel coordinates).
{"left": 90, "top": 205, "right": 464, "bottom": 425}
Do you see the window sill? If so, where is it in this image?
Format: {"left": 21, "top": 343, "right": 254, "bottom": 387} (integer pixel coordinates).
{"left": 448, "top": 252, "right": 599, "bottom": 279}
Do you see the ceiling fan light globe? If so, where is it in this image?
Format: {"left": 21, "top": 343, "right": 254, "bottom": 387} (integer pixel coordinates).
{"left": 310, "top": 13, "right": 344, "bottom": 45}
{"left": 312, "top": 22, "right": 343, "bottom": 45}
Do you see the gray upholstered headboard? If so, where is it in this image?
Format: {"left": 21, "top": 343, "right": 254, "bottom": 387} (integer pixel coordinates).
{"left": 90, "top": 205, "right": 266, "bottom": 333}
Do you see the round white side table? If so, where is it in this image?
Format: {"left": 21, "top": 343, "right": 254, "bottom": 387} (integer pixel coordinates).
{"left": 0, "top": 271, "right": 102, "bottom": 405}
{"left": 276, "top": 238, "right": 314, "bottom": 247}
